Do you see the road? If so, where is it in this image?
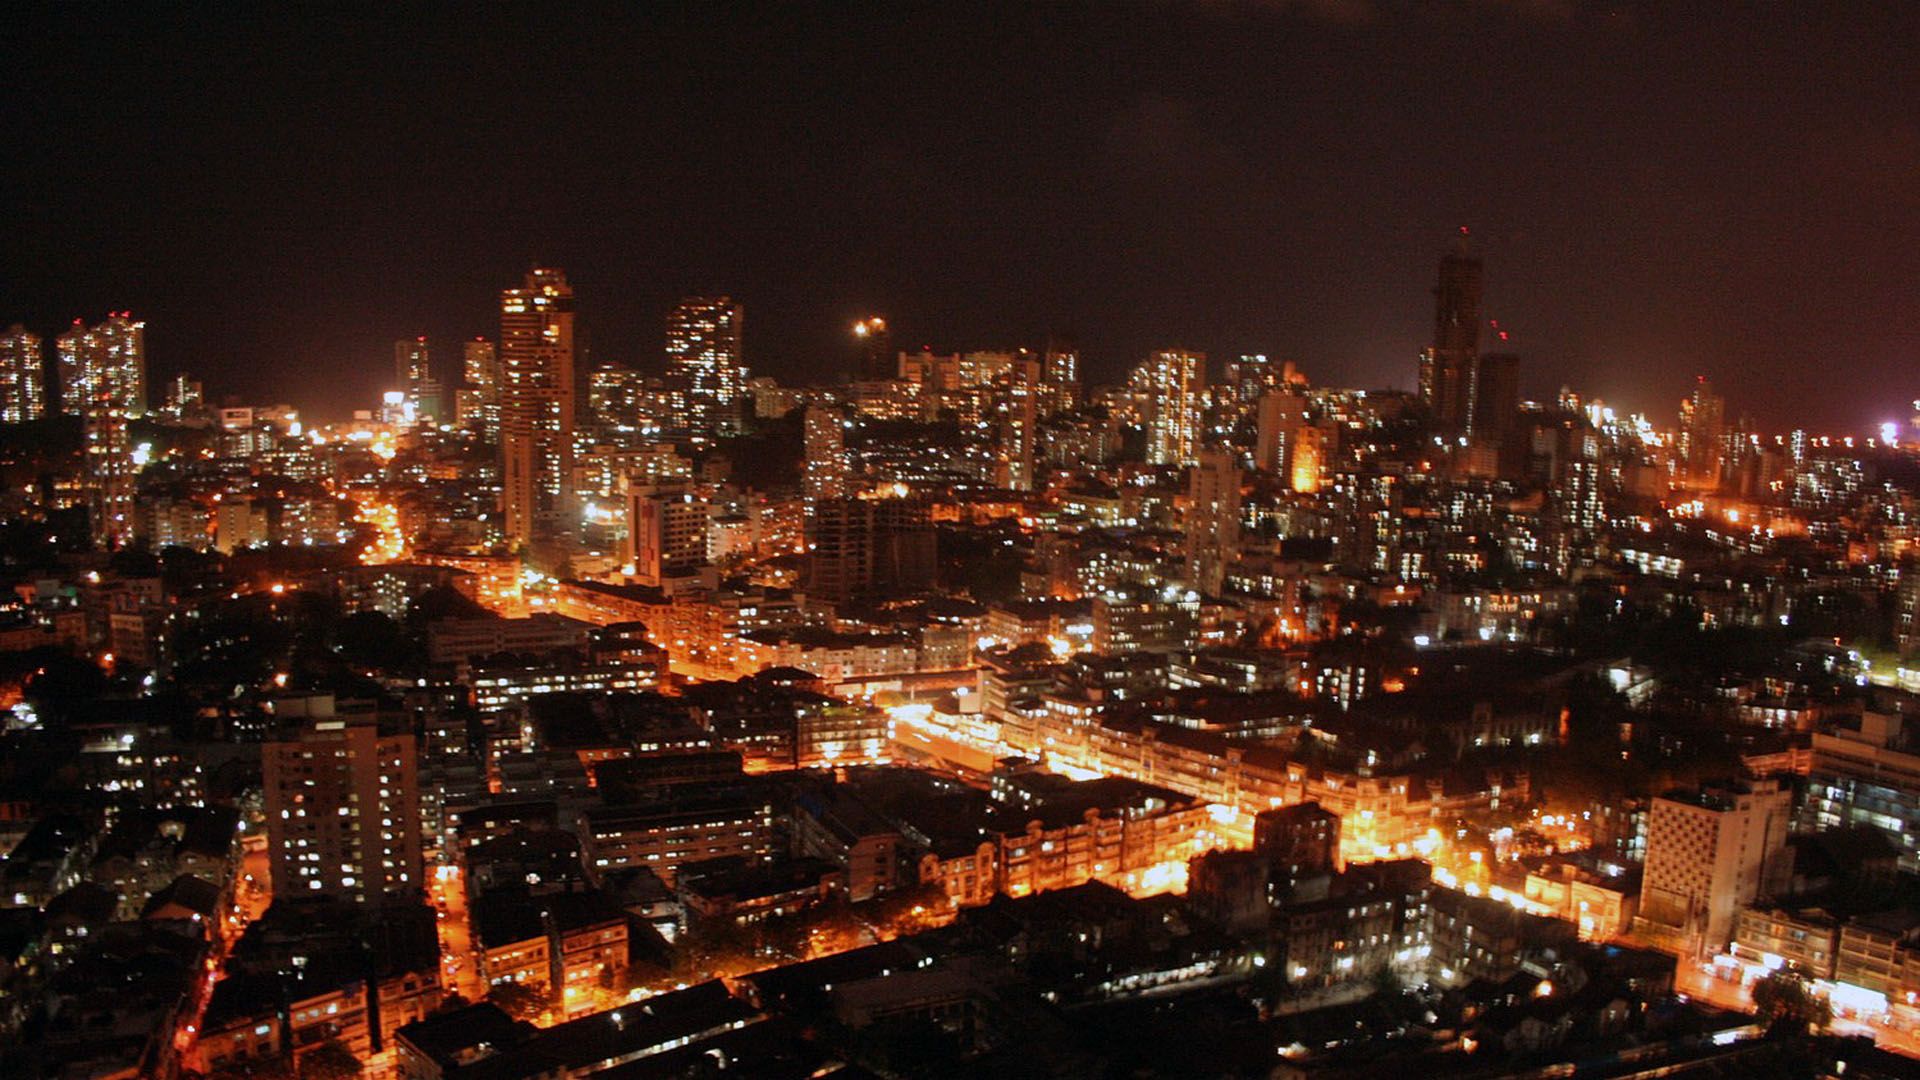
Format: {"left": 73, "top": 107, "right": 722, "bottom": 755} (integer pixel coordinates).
{"left": 180, "top": 845, "right": 271, "bottom": 1068}
{"left": 1676, "top": 960, "right": 1920, "bottom": 1060}
{"left": 431, "top": 864, "right": 486, "bottom": 1002}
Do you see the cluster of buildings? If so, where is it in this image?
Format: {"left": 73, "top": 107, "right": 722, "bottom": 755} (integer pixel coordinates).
{"left": 3, "top": 239, "right": 1920, "bottom": 1075}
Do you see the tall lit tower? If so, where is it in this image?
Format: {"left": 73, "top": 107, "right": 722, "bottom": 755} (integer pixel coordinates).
{"left": 498, "top": 268, "right": 577, "bottom": 548}
{"left": 665, "top": 297, "right": 744, "bottom": 435}
{"left": 852, "top": 316, "right": 892, "bottom": 381}
{"left": 263, "top": 716, "right": 423, "bottom": 904}
{"left": 57, "top": 313, "right": 145, "bottom": 549}
{"left": 1042, "top": 336, "right": 1080, "bottom": 413}
{"left": 1677, "top": 376, "right": 1726, "bottom": 490}
{"left": 1254, "top": 390, "right": 1307, "bottom": 476}
{"left": 1185, "top": 447, "right": 1242, "bottom": 594}
{"left": 392, "top": 336, "right": 442, "bottom": 423}
{"left": 394, "top": 336, "right": 429, "bottom": 393}
{"left": 56, "top": 312, "right": 145, "bottom": 418}
{"left": 1419, "top": 229, "right": 1483, "bottom": 431}
{"left": 803, "top": 403, "right": 849, "bottom": 502}
{"left": 1134, "top": 350, "right": 1204, "bottom": 466}
{"left": 0, "top": 324, "right": 45, "bottom": 423}
{"left": 460, "top": 337, "right": 500, "bottom": 442}
{"left": 992, "top": 355, "right": 1041, "bottom": 491}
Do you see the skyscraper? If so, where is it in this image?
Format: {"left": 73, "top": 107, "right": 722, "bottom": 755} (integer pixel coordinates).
{"left": 395, "top": 336, "right": 429, "bottom": 392}
{"left": 1465, "top": 351, "right": 1519, "bottom": 442}
{"left": 803, "top": 404, "right": 849, "bottom": 502}
{"left": 1135, "top": 349, "right": 1204, "bottom": 467}
{"left": 1419, "top": 230, "right": 1483, "bottom": 432}
{"left": 1041, "top": 336, "right": 1080, "bottom": 414}
{"left": 56, "top": 313, "right": 146, "bottom": 549}
{"left": 0, "top": 324, "right": 45, "bottom": 423}
{"left": 852, "top": 316, "right": 892, "bottom": 382}
{"left": 499, "top": 268, "right": 577, "bottom": 548}
{"left": 262, "top": 714, "right": 423, "bottom": 904}
{"left": 1254, "top": 390, "right": 1308, "bottom": 476}
{"left": 993, "top": 354, "right": 1041, "bottom": 491}
{"left": 1185, "top": 447, "right": 1241, "bottom": 594}
{"left": 393, "top": 336, "right": 440, "bottom": 423}
{"left": 806, "top": 496, "right": 936, "bottom": 602}
{"left": 161, "top": 373, "right": 202, "bottom": 420}
{"left": 665, "top": 297, "right": 744, "bottom": 435}
{"left": 56, "top": 312, "right": 145, "bottom": 418}
{"left": 460, "top": 337, "right": 500, "bottom": 442}
{"left": 1677, "top": 376, "right": 1726, "bottom": 490}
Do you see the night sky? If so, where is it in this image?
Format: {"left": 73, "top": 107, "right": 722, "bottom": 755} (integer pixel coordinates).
{"left": 3, "top": 3, "right": 1916, "bottom": 429}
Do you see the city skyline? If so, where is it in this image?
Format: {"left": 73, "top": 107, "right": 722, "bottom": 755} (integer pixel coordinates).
{"left": 3, "top": 5, "right": 1916, "bottom": 429}
{"left": 9, "top": 7, "right": 1920, "bottom": 1078}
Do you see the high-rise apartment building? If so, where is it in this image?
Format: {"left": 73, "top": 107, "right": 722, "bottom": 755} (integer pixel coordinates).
{"left": 57, "top": 313, "right": 146, "bottom": 549}
{"left": 393, "top": 336, "right": 441, "bottom": 422}
{"left": 852, "top": 316, "right": 892, "bottom": 382}
{"left": 1185, "top": 448, "right": 1241, "bottom": 594}
{"left": 1635, "top": 777, "right": 1792, "bottom": 958}
{"left": 806, "top": 496, "right": 936, "bottom": 602}
{"left": 459, "top": 337, "right": 500, "bottom": 442}
{"left": 395, "top": 336, "right": 429, "bottom": 393}
{"left": 665, "top": 297, "right": 744, "bottom": 435}
{"left": 1465, "top": 351, "right": 1519, "bottom": 442}
{"left": 1135, "top": 350, "right": 1204, "bottom": 467}
{"left": 1227, "top": 354, "right": 1304, "bottom": 405}
{"left": 1041, "top": 337, "right": 1080, "bottom": 414}
{"left": 1254, "top": 390, "right": 1308, "bottom": 476}
{"left": 1419, "top": 230, "right": 1482, "bottom": 432}
{"left": 499, "top": 268, "right": 577, "bottom": 548}
{"left": 993, "top": 355, "right": 1041, "bottom": 491}
{"left": 1799, "top": 709, "right": 1920, "bottom": 871}
{"left": 803, "top": 404, "right": 850, "bottom": 502}
{"left": 626, "top": 486, "right": 711, "bottom": 587}
{"left": 56, "top": 312, "right": 145, "bottom": 418}
{"left": 0, "top": 324, "right": 45, "bottom": 423}
{"left": 1677, "top": 376, "right": 1726, "bottom": 490}
{"left": 262, "top": 714, "right": 424, "bottom": 904}
{"left": 162, "top": 373, "right": 202, "bottom": 420}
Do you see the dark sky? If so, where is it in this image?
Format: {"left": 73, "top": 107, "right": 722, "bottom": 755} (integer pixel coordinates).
{"left": 3, "top": 3, "right": 1917, "bottom": 429}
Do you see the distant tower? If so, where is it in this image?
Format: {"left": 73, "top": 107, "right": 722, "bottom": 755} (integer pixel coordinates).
{"left": 803, "top": 404, "right": 849, "bottom": 502}
{"left": 393, "top": 336, "right": 441, "bottom": 422}
{"left": 394, "top": 336, "right": 429, "bottom": 393}
{"left": 460, "top": 337, "right": 500, "bottom": 443}
{"left": 1255, "top": 390, "right": 1308, "bottom": 475}
{"left": 162, "top": 373, "right": 202, "bottom": 419}
{"left": 993, "top": 355, "right": 1041, "bottom": 491}
{"left": 1185, "top": 448, "right": 1242, "bottom": 594}
{"left": 1677, "top": 376, "right": 1726, "bottom": 490}
{"left": 666, "top": 297, "right": 745, "bottom": 435}
{"left": 57, "top": 313, "right": 145, "bottom": 549}
{"left": 1288, "top": 425, "right": 1325, "bottom": 495}
{"left": 0, "top": 324, "right": 45, "bottom": 423}
{"left": 1419, "top": 229, "right": 1483, "bottom": 432}
{"left": 1466, "top": 351, "right": 1519, "bottom": 442}
{"left": 1134, "top": 350, "right": 1204, "bottom": 467}
{"left": 498, "top": 268, "right": 577, "bottom": 548}
{"left": 1042, "top": 335, "right": 1080, "bottom": 413}
{"left": 852, "top": 316, "right": 892, "bottom": 381}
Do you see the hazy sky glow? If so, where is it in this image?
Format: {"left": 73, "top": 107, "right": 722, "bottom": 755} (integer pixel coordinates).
{"left": 3, "top": 4, "right": 1916, "bottom": 428}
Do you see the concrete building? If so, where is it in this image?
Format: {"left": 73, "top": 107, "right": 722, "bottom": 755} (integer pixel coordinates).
{"left": 1635, "top": 777, "right": 1792, "bottom": 957}
{"left": 1800, "top": 709, "right": 1920, "bottom": 870}
{"left": 262, "top": 714, "right": 424, "bottom": 903}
